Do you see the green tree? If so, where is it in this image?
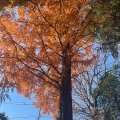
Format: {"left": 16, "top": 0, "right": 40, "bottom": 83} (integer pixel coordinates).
{"left": 0, "top": 73, "right": 14, "bottom": 103}
{"left": 93, "top": 0, "right": 120, "bottom": 58}
{"left": 97, "top": 72, "right": 120, "bottom": 120}
{"left": 0, "top": 113, "right": 8, "bottom": 120}
{"left": 0, "top": 88, "right": 11, "bottom": 103}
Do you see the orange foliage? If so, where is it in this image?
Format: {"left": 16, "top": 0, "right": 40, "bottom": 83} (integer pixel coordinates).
{"left": 0, "top": 0, "right": 94, "bottom": 118}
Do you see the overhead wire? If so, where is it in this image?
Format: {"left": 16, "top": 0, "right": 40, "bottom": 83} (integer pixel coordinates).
{"left": 9, "top": 115, "right": 52, "bottom": 119}
{"left": 0, "top": 102, "right": 33, "bottom": 105}
{"left": 1, "top": 102, "right": 52, "bottom": 119}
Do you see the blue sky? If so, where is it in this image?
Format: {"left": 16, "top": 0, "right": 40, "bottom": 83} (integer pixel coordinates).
{"left": 0, "top": 91, "right": 52, "bottom": 120}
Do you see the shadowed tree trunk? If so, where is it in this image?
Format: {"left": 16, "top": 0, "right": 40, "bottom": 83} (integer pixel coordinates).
{"left": 61, "top": 43, "right": 72, "bottom": 120}
{"left": 57, "top": 43, "right": 73, "bottom": 120}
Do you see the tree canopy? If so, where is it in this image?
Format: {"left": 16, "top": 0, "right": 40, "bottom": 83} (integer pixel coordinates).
{"left": 93, "top": 0, "right": 120, "bottom": 58}
{"left": 0, "top": 0, "right": 95, "bottom": 119}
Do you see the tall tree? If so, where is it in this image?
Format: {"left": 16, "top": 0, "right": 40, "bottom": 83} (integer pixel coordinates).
{"left": 0, "top": 0, "right": 95, "bottom": 120}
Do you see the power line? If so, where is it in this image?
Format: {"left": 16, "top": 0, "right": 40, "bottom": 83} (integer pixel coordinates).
{"left": 9, "top": 115, "right": 52, "bottom": 119}
{"left": 9, "top": 116, "right": 38, "bottom": 119}
{"left": 1, "top": 102, "right": 53, "bottom": 119}
{"left": 1, "top": 102, "right": 33, "bottom": 105}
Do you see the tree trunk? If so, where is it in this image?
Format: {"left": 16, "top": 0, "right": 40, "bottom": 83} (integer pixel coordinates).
{"left": 94, "top": 98, "right": 98, "bottom": 120}
{"left": 61, "top": 68, "right": 72, "bottom": 120}
{"left": 58, "top": 43, "right": 73, "bottom": 120}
